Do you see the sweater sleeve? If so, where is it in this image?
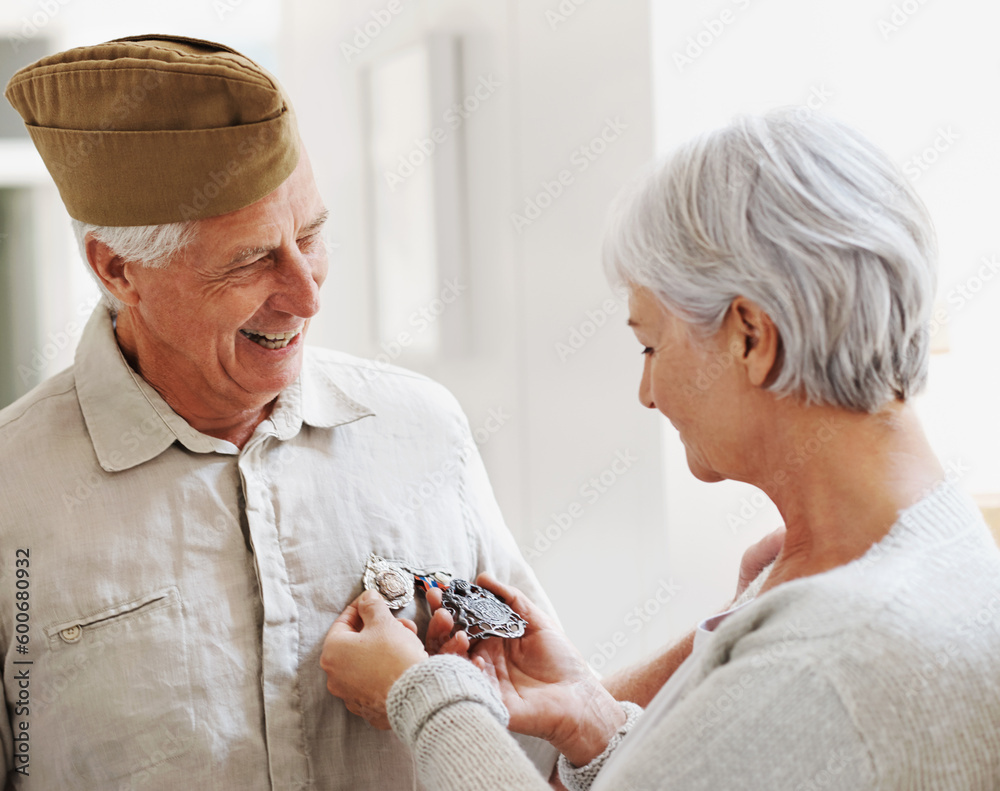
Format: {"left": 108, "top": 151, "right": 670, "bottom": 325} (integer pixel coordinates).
{"left": 387, "top": 655, "right": 551, "bottom": 791}
{"left": 592, "top": 654, "right": 879, "bottom": 790}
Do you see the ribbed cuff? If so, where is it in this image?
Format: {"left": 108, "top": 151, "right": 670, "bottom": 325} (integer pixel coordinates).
{"left": 557, "top": 701, "right": 643, "bottom": 791}
{"left": 387, "top": 655, "right": 509, "bottom": 748}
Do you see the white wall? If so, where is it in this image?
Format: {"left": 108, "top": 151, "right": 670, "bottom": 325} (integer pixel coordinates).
{"left": 651, "top": 0, "right": 1000, "bottom": 638}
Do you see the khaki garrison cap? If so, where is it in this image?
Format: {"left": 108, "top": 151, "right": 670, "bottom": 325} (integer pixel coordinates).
{"left": 3, "top": 34, "right": 300, "bottom": 226}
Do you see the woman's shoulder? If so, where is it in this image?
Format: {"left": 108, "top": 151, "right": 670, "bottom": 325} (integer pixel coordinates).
{"left": 695, "top": 487, "right": 1000, "bottom": 773}
{"left": 719, "top": 482, "right": 1000, "bottom": 652}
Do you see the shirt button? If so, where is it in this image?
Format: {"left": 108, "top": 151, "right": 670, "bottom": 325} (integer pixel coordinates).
{"left": 59, "top": 625, "right": 82, "bottom": 643}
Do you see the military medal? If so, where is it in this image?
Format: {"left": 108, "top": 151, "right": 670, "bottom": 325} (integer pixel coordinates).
{"left": 362, "top": 554, "right": 415, "bottom": 609}
{"left": 362, "top": 554, "right": 527, "bottom": 639}
{"left": 416, "top": 576, "right": 528, "bottom": 639}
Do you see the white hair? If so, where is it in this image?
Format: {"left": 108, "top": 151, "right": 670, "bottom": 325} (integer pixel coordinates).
{"left": 71, "top": 219, "right": 199, "bottom": 312}
{"left": 603, "top": 108, "right": 937, "bottom": 413}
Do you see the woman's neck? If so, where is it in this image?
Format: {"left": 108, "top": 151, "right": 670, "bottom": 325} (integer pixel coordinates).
{"left": 753, "top": 402, "right": 945, "bottom": 593}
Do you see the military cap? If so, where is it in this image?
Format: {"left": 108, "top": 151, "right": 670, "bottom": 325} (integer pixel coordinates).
{"left": 4, "top": 33, "right": 300, "bottom": 226}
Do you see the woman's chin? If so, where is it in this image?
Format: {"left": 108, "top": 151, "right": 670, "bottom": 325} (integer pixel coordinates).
{"left": 685, "top": 452, "right": 726, "bottom": 483}
{"left": 691, "top": 468, "right": 726, "bottom": 483}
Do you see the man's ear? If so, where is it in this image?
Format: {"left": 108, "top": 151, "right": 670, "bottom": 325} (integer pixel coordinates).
{"left": 85, "top": 236, "right": 140, "bottom": 307}
{"left": 729, "top": 297, "right": 782, "bottom": 388}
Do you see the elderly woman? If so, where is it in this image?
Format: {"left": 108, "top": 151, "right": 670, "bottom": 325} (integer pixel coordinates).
{"left": 320, "top": 109, "right": 1000, "bottom": 789}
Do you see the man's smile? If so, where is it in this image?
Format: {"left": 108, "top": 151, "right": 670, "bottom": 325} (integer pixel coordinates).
{"left": 239, "top": 328, "right": 302, "bottom": 350}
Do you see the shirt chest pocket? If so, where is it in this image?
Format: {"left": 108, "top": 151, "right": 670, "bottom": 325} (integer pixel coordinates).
{"left": 38, "top": 586, "right": 195, "bottom": 787}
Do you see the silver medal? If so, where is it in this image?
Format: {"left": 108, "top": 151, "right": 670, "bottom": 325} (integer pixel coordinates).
{"left": 363, "top": 554, "right": 415, "bottom": 610}
{"left": 440, "top": 579, "right": 527, "bottom": 639}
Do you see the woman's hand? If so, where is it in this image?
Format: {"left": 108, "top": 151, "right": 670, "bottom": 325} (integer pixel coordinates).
{"left": 735, "top": 525, "right": 785, "bottom": 600}
{"left": 320, "top": 590, "right": 429, "bottom": 729}
{"left": 458, "top": 574, "right": 626, "bottom": 767}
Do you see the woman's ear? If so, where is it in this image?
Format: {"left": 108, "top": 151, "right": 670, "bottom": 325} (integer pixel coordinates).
{"left": 85, "top": 236, "right": 140, "bottom": 307}
{"left": 729, "top": 297, "right": 782, "bottom": 388}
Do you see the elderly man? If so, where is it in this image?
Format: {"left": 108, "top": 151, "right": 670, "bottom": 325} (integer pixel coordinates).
{"left": 0, "top": 34, "right": 564, "bottom": 789}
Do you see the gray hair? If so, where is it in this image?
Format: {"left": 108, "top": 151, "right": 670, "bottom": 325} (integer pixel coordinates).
{"left": 71, "top": 219, "right": 199, "bottom": 312}
{"left": 603, "top": 108, "right": 937, "bottom": 413}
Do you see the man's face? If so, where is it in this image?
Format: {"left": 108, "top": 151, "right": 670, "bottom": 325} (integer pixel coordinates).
{"left": 118, "top": 152, "right": 329, "bottom": 418}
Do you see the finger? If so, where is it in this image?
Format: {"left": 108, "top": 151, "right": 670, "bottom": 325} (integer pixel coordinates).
{"left": 330, "top": 598, "right": 364, "bottom": 633}
{"left": 437, "top": 630, "right": 471, "bottom": 657}
{"left": 475, "top": 573, "right": 551, "bottom": 629}
{"left": 425, "top": 606, "right": 456, "bottom": 654}
{"left": 359, "top": 709, "right": 391, "bottom": 730}
{"left": 356, "top": 589, "right": 393, "bottom": 627}
{"left": 399, "top": 618, "right": 419, "bottom": 636}
{"left": 426, "top": 587, "right": 444, "bottom": 611}
{"left": 761, "top": 525, "right": 786, "bottom": 560}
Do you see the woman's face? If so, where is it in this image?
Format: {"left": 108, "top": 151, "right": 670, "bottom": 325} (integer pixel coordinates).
{"left": 627, "top": 286, "right": 745, "bottom": 483}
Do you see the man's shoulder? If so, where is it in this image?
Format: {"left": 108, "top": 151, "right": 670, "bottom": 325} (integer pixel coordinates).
{"left": 0, "top": 366, "right": 79, "bottom": 437}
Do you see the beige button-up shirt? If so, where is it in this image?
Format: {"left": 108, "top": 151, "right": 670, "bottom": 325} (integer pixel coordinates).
{"left": 0, "top": 306, "right": 553, "bottom": 790}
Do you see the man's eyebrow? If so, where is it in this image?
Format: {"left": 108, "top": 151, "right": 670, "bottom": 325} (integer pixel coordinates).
{"left": 226, "top": 210, "right": 330, "bottom": 266}
{"left": 300, "top": 209, "right": 330, "bottom": 236}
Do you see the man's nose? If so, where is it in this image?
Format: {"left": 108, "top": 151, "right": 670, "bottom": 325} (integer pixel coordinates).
{"left": 272, "top": 250, "right": 324, "bottom": 318}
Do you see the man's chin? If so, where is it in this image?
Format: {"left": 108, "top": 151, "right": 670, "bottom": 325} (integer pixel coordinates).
{"left": 234, "top": 340, "right": 305, "bottom": 396}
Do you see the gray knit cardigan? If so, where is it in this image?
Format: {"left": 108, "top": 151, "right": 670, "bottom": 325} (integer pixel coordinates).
{"left": 387, "top": 483, "right": 1000, "bottom": 790}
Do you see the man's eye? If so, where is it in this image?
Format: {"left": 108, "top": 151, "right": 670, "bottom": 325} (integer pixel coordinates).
{"left": 642, "top": 347, "right": 654, "bottom": 356}
{"left": 298, "top": 233, "right": 321, "bottom": 249}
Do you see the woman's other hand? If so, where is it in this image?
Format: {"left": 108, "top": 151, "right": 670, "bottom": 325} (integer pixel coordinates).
{"left": 467, "top": 574, "right": 627, "bottom": 767}
{"left": 320, "top": 590, "right": 428, "bottom": 729}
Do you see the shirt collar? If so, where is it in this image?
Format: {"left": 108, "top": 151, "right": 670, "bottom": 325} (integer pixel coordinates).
{"left": 263, "top": 346, "right": 375, "bottom": 440}
{"left": 75, "top": 306, "right": 373, "bottom": 471}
